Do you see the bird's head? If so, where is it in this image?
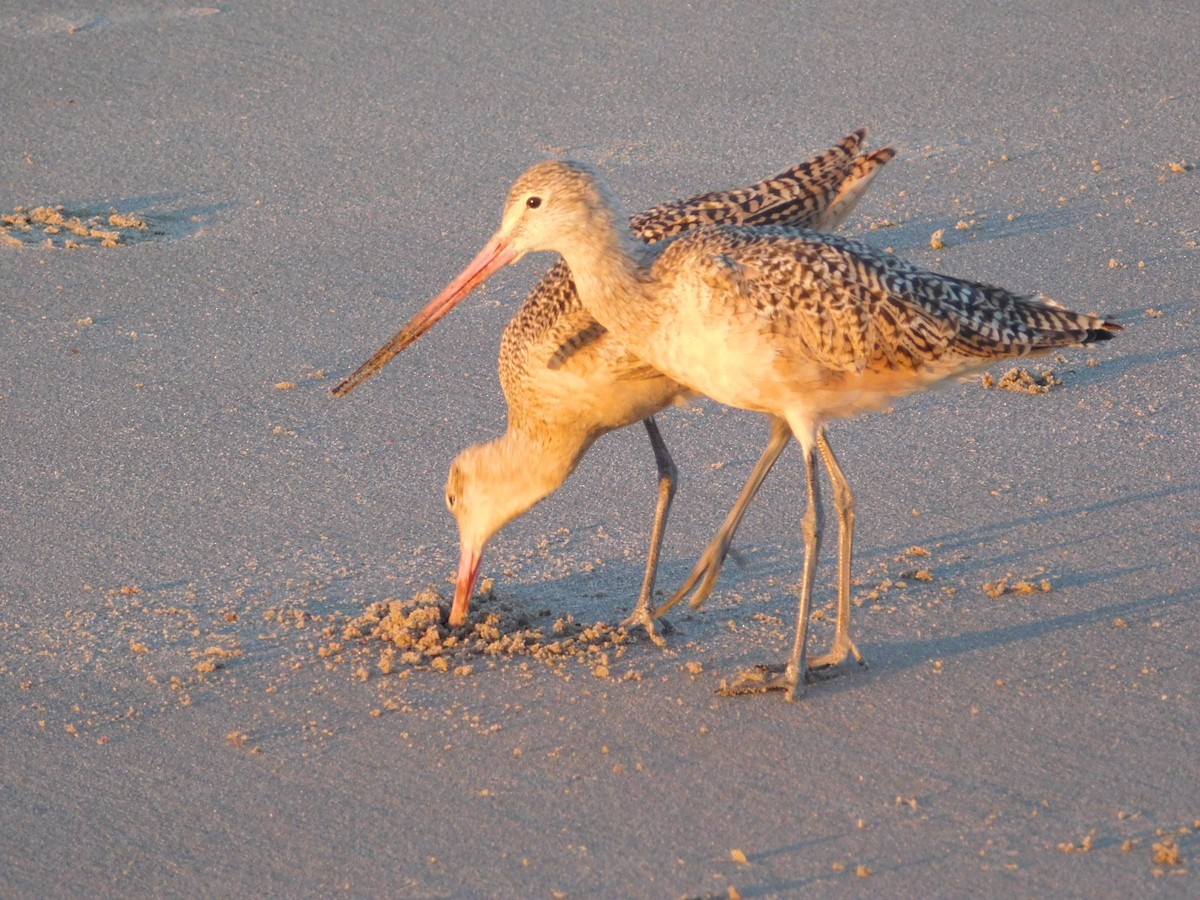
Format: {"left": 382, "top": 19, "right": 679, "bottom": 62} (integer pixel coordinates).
{"left": 496, "top": 159, "right": 625, "bottom": 257}
{"left": 330, "top": 161, "right": 628, "bottom": 398}
{"left": 444, "top": 437, "right": 563, "bottom": 626}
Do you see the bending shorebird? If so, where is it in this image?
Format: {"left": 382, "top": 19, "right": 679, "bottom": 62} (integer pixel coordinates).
{"left": 334, "top": 131, "right": 894, "bottom": 645}
{"left": 370, "top": 158, "right": 1121, "bottom": 700}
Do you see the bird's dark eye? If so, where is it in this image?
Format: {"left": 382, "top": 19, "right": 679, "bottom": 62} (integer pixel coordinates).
{"left": 526, "top": 196, "right": 542, "bottom": 209}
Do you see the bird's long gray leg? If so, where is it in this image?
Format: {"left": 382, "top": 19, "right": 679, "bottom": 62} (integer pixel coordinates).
{"left": 720, "top": 430, "right": 821, "bottom": 701}
{"left": 654, "top": 416, "right": 791, "bottom": 617}
{"left": 809, "top": 427, "right": 867, "bottom": 673}
{"left": 619, "top": 416, "right": 676, "bottom": 647}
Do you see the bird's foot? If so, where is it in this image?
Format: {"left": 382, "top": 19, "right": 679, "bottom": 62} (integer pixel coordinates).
{"left": 807, "top": 637, "right": 868, "bottom": 680}
{"left": 717, "top": 663, "right": 807, "bottom": 702}
{"left": 620, "top": 607, "right": 674, "bottom": 648}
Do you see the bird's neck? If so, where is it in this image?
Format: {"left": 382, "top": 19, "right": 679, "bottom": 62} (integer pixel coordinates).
{"left": 484, "top": 425, "right": 591, "bottom": 523}
{"left": 554, "top": 216, "right": 656, "bottom": 340}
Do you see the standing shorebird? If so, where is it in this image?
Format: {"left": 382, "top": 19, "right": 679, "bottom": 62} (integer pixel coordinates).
{"left": 334, "top": 131, "right": 894, "bottom": 645}
{"left": 374, "top": 159, "right": 1121, "bottom": 700}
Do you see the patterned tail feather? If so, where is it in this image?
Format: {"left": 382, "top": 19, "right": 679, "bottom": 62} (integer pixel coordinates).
{"left": 629, "top": 129, "right": 890, "bottom": 242}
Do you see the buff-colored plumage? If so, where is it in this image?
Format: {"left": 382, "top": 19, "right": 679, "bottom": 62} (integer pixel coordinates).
{"left": 446, "top": 134, "right": 895, "bottom": 637}
{"left": 333, "top": 131, "right": 895, "bottom": 642}
{"left": 443, "top": 155, "right": 1120, "bottom": 699}
{"left": 494, "top": 131, "right": 893, "bottom": 433}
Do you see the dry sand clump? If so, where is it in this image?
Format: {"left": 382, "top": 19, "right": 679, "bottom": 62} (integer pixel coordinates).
{"left": 981, "top": 366, "right": 1063, "bottom": 394}
{"left": 336, "top": 588, "right": 637, "bottom": 679}
{"left": 1, "top": 205, "right": 155, "bottom": 249}
{"left": 982, "top": 572, "right": 1053, "bottom": 598}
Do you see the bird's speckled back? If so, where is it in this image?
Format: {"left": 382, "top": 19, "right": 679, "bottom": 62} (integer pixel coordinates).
{"left": 498, "top": 130, "right": 894, "bottom": 426}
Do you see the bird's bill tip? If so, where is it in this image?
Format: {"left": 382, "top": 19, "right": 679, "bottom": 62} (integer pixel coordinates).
{"left": 449, "top": 542, "right": 484, "bottom": 627}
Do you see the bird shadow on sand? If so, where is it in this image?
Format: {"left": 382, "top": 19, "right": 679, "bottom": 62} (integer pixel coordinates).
{"left": 690, "top": 480, "right": 1196, "bottom": 588}
{"left": 860, "top": 574, "right": 1179, "bottom": 680}
{"left": 727, "top": 847, "right": 956, "bottom": 897}
{"left": 894, "top": 480, "right": 1197, "bottom": 562}
{"left": 631, "top": 479, "right": 1196, "bottom": 682}
{"left": 1082, "top": 338, "right": 1198, "bottom": 384}
{"left": 859, "top": 204, "right": 1092, "bottom": 258}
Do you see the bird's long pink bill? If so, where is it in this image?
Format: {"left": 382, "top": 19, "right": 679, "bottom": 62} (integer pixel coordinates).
{"left": 331, "top": 233, "right": 518, "bottom": 397}
{"left": 449, "top": 542, "right": 483, "bottom": 627}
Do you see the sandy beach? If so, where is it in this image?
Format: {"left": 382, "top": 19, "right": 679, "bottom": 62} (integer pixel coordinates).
{"left": 3, "top": 1, "right": 1198, "bottom": 895}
